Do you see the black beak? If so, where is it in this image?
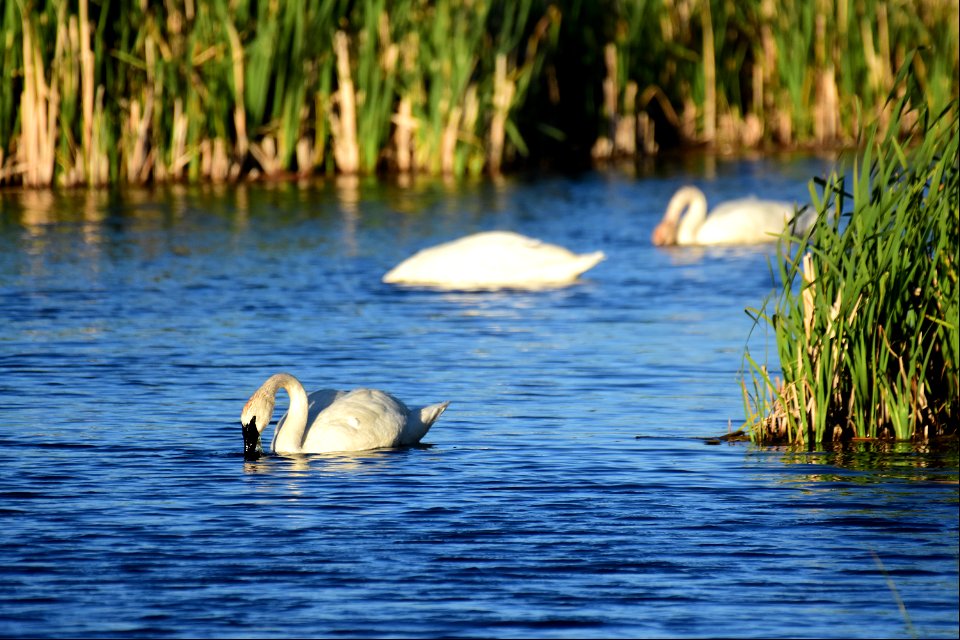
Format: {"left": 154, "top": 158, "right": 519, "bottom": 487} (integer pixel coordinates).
{"left": 242, "top": 418, "right": 263, "bottom": 461}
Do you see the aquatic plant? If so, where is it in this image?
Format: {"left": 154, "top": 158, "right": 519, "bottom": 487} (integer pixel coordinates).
{"left": 742, "top": 73, "right": 959, "bottom": 445}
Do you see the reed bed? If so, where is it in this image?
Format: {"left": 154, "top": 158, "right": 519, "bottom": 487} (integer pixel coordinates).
{"left": 0, "top": 0, "right": 957, "bottom": 186}
{"left": 741, "top": 80, "right": 958, "bottom": 446}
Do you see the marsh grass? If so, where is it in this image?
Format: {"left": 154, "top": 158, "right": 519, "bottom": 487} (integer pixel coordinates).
{"left": 742, "top": 69, "right": 958, "bottom": 445}
{"left": 0, "top": 0, "right": 957, "bottom": 186}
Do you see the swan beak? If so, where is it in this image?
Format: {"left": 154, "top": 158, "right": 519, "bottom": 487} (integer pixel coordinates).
{"left": 651, "top": 221, "right": 671, "bottom": 246}
{"left": 242, "top": 417, "right": 263, "bottom": 460}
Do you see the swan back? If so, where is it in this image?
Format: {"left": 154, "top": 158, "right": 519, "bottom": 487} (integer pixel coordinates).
{"left": 300, "top": 389, "right": 404, "bottom": 452}
{"left": 695, "top": 197, "right": 796, "bottom": 244}
{"left": 383, "top": 231, "right": 605, "bottom": 289}
{"left": 299, "top": 388, "right": 440, "bottom": 453}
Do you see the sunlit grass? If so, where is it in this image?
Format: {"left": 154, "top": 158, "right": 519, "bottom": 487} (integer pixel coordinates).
{"left": 742, "top": 68, "right": 958, "bottom": 445}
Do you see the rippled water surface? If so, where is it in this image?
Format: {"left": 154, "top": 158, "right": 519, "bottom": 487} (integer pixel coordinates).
{"left": 1, "top": 159, "right": 957, "bottom": 638}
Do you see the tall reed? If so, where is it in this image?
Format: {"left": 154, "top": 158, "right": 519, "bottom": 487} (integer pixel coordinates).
{"left": 742, "top": 74, "right": 958, "bottom": 445}
{"left": 0, "top": 0, "right": 957, "bottom": 186}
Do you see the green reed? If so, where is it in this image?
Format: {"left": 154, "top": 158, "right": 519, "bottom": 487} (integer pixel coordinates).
{"left": 354, "top": 0, "right": 398, "bottom": 174}
{"left": 742, "top": 71, "right": 958, "bottom": 445}
{"left": 0, "top": 0, "right": 957, "bottom": 186}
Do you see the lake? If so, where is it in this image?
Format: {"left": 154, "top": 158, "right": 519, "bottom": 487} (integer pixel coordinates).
{"left": 1, "top": 157, "right": 957, "bottom": 638}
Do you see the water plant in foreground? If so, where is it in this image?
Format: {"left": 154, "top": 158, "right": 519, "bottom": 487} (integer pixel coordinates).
{"left": 742, "top": 87, "right": 959, "bottom": 446}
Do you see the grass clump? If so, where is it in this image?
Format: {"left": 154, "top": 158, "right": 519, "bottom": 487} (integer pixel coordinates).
{"left": 742, "top": 80, "right": 958, "bottom": 446}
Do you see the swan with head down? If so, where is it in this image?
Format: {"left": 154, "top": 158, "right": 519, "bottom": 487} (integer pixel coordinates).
{"left": 383, "top": 230, "right": 605, "bottom": 290}
{"left": 652, "top": 185, "right": 810, "bottom": 246}
{"left": 240, "top": 373, "right": 449, "bottom": 458}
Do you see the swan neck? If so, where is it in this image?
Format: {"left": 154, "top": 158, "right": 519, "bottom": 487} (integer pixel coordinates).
{"left": 267, "top": 373, "right": 310, "bottom": 453}
{"left": 674, "top": 187, "right": 708, "bottom": 245}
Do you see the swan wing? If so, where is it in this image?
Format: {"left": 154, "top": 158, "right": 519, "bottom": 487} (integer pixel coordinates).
{"left": 273, "top": 388, "right": 344, "bottom": 452}
{"left": 301, "top": 388, "right": 409, "bottom": 453}
{"left": 696, "top": 198, "right": 796, "bottom": 244}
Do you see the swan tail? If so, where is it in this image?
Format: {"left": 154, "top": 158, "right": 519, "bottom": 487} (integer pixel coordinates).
{"left": 544, "top": 251, "right": 605, "bottom": 283}
{"left": 577, "top": 251, "right": 606, "bottom": 275}
{"left": 420, "top": 401, "right": 450, "bottom": 427}
{"left": 401, "top": 401, "right": 450, "bottom": 445}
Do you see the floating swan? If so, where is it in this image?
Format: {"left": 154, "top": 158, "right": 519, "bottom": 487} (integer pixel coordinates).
{"left": 240, "top": 373, "right": 449, "bottom": 457}
{"left": 652, "top": 185, "right": 810, "bottom": 246}
{"left": 383, "top": 230, "right": 605, "bottom": 290}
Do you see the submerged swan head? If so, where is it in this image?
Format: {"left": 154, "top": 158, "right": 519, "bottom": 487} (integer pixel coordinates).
{"left": 240, "top": 387, "right": 278, "bottom": 459}
{"left": 651, "top": 186, "right": 708, "bottom": 246}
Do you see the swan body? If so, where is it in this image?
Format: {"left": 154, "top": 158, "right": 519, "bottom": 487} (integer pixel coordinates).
{"left": 652, "top": 185, "right": 809, "bottom": 246}
{"left": 240, "top": 373, "right": 449, "bottom": 456}
{"left": 383, "top": 230, "right": 605, "bottom": 290}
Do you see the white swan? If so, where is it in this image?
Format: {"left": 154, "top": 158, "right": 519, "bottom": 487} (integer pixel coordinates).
{"left": 240, "top": 373, "right": 449, "bottom": 457}
{"left": 383, "top": 230, "right": 605, "bottom": 290}
{"left": 652, "top": 185, "right": 810, "bottom": 246}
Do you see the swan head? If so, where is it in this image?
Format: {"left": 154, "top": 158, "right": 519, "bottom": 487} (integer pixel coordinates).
{"left": 240, "top": 393, "right": 275, "bottom": 460}
{"left": 241, "top": 418, "right": 263, "bottom": 460}
{"left": 652, "top": 186, "right": 707, "bottom": 246}
{"left": 651, "top": 219, "right": 678, "bottom": 246}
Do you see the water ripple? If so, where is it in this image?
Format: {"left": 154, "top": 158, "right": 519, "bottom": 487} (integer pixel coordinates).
{"left": 1, "top": 167, "right": 957, "bottom": 638}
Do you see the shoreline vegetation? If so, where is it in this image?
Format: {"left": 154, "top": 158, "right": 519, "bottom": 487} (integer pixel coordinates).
{"left": 742, "top": 74, "right": 958, "bottom": 447}
{"left": 1, "top": 0, "right": 958, "bottom": 187}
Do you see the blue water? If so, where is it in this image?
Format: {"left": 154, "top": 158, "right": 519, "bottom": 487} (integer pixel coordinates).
{"left": 1, "top": 159, "right": 957, "bottom": 638}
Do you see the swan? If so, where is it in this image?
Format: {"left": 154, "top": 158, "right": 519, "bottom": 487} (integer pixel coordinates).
{"left": 382, "top": 230, "right": 605, "bottom": 290}
{"left": 240, "top": 373, "right": 449, "bottom": 457}
{"left": 651, "top": 185, "right": 810, "bottom": 246}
